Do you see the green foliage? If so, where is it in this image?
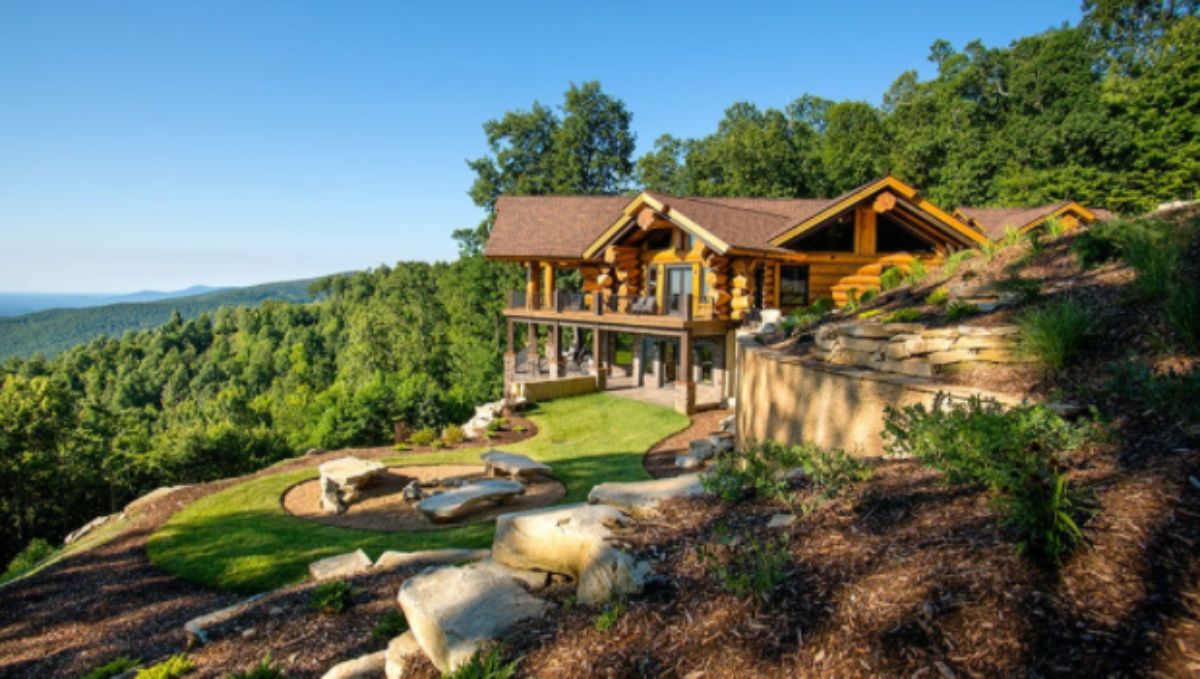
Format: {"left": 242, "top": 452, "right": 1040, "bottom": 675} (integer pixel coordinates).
{"left": 1044, "top": 216, "right": 1070, "bottom": 238}
{"left": 1000, "top": 226, "right": 1025, "bottom": 248}
{"left": 1072, "top": 220, "right": 1126, "bottom": 268}
{"left": 940, "top": 250, "right": 977, "bottom": 277}
{"left": 135, "top": 654, "right": 194, "bottom": 679}
{"left": 1025, "top": 228, "right": 1046, "bottom": 254}
{"left": 371, "top": 609, "right": 409, "bottom": 640}
{"left": 696, "top": 526, "right": 791, "bottom": 603}
{"left": 884, "top": 396, "right": 1093, "bottom": 562}
{"left": 1017, "top": 301, "right": 1093, "bottom": 371}
{"left": 2, "top": 538, "right": 55, "bottom": 581}
{"left": 879, "top": 266, "right": 904, "bottom": 291}
{"left": 227, "top": 656, "right": 287, "bottom": 679}
{"left": 702, "top": 440, "right": 870, "bottom": 506}
{"left": 441, "top": 424, "right": 465, "bottom": 446}
{"left": 83, "top": 656, "right": 142, "bottom": 679}
{"left": 980, "top": 241, "right": 1000, "bottom": 262}
{"left": 857, "top": 309, "right": 884, "bottom": 320}
{"left": 780, "top": 298, "right": 834, "bottom": 335}
{"left": 409, "top": 427, "right": 438, "bottom": 446}
{"left": 309, "top": 579, "right": 355, "bottom": 615}
{"left": 995, "top": 276, "right": 1042, "bottom": 303}
{"left": 882, "top": 307, "right": 922, "bottom": 323}
{"left": 442, "top": 645, "right": 519, "bottom": 679}
{"left": 593, "top": 600, "right": 626, "bottom": 632}
{"left": 925, "top": 287, "right": 950, "bottom": 306}
{"left": 946, "top": 300, "right": 981, "bottom": 320}
{"left": 1103, "top": 361, "right": 1200, "bottom": 425}
{"left": 902, "top": 258, "right": 928, "bottom": 285}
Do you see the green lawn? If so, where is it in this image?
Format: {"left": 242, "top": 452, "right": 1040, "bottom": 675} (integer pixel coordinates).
{"left": 148, "top": 393, "right": 688, "bottom": 593}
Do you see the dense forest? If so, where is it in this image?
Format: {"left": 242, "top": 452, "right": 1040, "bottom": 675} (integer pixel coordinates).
{"left": 2, "top": 0, "right": 1198, "bottom": 566}
{"left": 0, "top": 277, "right": 319, "bottom": 360}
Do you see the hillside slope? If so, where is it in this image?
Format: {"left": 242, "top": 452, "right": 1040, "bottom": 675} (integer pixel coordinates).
{"left": 0, "top": 278, "right": 318, "bottom": 359}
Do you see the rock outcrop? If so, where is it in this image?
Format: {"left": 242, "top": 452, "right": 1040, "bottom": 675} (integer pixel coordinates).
{"left": 321, "top": 650, "right": 385, "bottom": 679}
{"left": 588, "top": 473, "right": 707, "bottom": 517}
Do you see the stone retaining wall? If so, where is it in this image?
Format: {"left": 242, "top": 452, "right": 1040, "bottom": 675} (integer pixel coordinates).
{"left": 736, "top": 338, "right": 1023, "bottom": 457}
{"left": 509, "top": 375, "right": 598, "bottom": 403}
{"left": 813, "top": 321, "right": 1022, "bottom": 378}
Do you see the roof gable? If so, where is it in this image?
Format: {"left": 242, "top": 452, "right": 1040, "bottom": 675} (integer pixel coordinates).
{"left": 485, "top": 195, "right": 630, "bottom": 260}
{"left": 955, "top": 201, "right": 1101, "bottom": 240}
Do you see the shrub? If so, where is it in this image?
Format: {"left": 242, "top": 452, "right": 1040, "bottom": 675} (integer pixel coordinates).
{"left": 696, "top": 526, "right": 791, "bottom": 603}
{"left": 3, "top": 538, "right": 55, "bottom": 581}
{"left": 1104, "top": 361, "right": 1200, "bottom": 424}
{"left": 702, "top": 440, "right": 869, "bottom": 506}
{"left": 443, "top": 645, "right": 519, "bottom": 679}
{"left": 940, "top": 249, "right": 977, "bottom": 276}
{"left": 1017, "top": 301, "right": 1092, "bottom": 372}
{"left": 980, "top": 241, "right": 1000, "bottom": 262}
{"left": 883, "top": 395, "right": 1093, "bottom": 563}
{"left": 1072, "top": 220, "right": 1124, "bottom": 268}
{"left": 513, "top": 424, "right": 527, "bottom": 434}
{"left": 925, "top": 287, "right": 950, "bottom": 306}
{"left": 860, "top": 289, "right": 878, "bottom": 304}
{"left": 441, "top": 424, "right": 465, "bottom": 445}
{"left": 84, "top": 656, "right": 142, "bottom": 679}
{"left": 392, "top": 443, "right": 411, "bottom": 452}
{"left": 1118, "top": 220, "right": 1200, "bottom": 348}
{"left": 431, "top": 439, "right": 447, "bottom": 448}
{"left": 135, "top": 654, "right": 194, "bottom": 679}
{"left": 946, "top": 300, "right": 980, "bottom": 320}
{"left": 485, "top": 418, "right": 503, "bottom": 434}
{"left": 408, "top": 427, "right": 437, "bottom": 446}
{"left": 857, "top": 309, "right": 884, "bottom": 320}
{"left": 882, "top": 307, "right": 921, "bottom": 323}
{"left": 593, "top": 600, "right": 626, "bottom": 632}
{"left": 879, "top": 267, "right": 904, "bottom": 291}
{"left": 1000, "top": 226, "right": 1024, "bottom": 248}
{"left": 371, "top": 609, "right": 408, "bottom": 640}
{"left": 1025, "top": 229, "right": 1045, "bottom": 254}
{"left": 995, "top": 276, "right": 1041, "bottom": 303}
{"left": 903, "top": 258, "right": 928, "bottom": 285}
{"left": 309, "top": 579, "right": 355, "bottom": 614}
{"left": 227, "top": 656, "right": 286, "bottom": 679}
{"left": 782, "top": 298, "right": 835, "bottom": 334}
{"left": 1044, "top": 216, "right": 1069, "bottom": 238}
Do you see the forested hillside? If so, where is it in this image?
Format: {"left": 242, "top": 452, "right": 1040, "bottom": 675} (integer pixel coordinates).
{"left": 0, "top": 278, "right": 318, "bottom": 360}
{"left": 2, "top": 0, "right": 1197, "bottom": 568}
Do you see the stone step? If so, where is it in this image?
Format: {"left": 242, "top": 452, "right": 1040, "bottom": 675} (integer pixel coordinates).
{"left": 416, "top": 480, "right": 525, "bottom": 522}
{"left": 587, "top": 473, "right": 706, "bottom": 518}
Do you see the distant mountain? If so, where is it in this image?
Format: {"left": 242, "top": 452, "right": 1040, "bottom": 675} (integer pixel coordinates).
{"left": 0, "top": 279, "right": 319, "bottom": 359}
{"left": 0, "top": 285, "right": 226, "bottom": 317}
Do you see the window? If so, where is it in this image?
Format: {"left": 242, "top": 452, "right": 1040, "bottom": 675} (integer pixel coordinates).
{"left": 699, "top": 266, "right": 710, "bottom": 299}
{"left": 785, "top": 212, "right": 855, "bottom": 252}
{"left": 876, "top": 213, "right": 936, "bottom": 253}
{"left": 780, "top": 265, "right": 809, "bottom": 307}
{"left": 644, "top": 229, "right": 672, "bottom": 251}
{"left": 694, "top": 340, "right": 717, "bottom": 385}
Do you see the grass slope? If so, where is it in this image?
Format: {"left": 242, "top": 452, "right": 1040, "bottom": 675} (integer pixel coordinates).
{"left": 148, "top": 394, "right": 688, "bottom": 593}
{"left": 0, "top": 278, "right": 317, "bottom": 359}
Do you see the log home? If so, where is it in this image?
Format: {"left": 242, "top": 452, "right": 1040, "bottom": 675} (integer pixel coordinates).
{"left": 484, "top": 176, "right": 1107, "bottom": 414}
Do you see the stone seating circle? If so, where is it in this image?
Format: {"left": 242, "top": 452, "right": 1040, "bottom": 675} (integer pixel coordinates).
{"left": 318, "top": 456, "right": 386, "bottom": 515}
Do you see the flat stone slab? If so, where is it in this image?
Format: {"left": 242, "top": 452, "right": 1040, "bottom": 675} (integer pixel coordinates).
{"left": 588, "top": 473, "right": 706, "bottom": 517}
{"left": 481, "top": 450, "right": 552, "bottom": 480}
{"left": 322, "top": 650, "right": 386, "bottom": 679}
{"left": 184, "top": 593, "right": 267, "bottom": 644}
{"left": 309, "top": 549, "right": 372, "bottom": 581}
{"left": 416, "top": 480, "right": 525, "bottom": 521}
{"left": 398, "top": 560, "right": 549, "bottom": 673}
{"left": 319, "top": 456, "right": 386, "bottom": 488}
{"left": 375, "top": 548, "right": 489, "bottom": 572}
{"left": 492, "top": 503, "right": 648, "bottom": 606}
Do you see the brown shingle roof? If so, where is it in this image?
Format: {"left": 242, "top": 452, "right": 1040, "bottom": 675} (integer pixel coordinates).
{"left": 956, "top": 203, "right": 1113, "bottom": 240}
{"left": 485, "top": 195, "right": 631, "bottom": 259}
{"left": 645, "top": 193, "right": 833, "bottom": 252}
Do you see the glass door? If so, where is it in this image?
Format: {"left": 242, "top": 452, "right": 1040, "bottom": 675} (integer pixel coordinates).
{"left": 666, "top": 265, "right": 693, "bottom": 315}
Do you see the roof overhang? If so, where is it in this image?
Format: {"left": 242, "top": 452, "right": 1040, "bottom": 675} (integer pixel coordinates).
{"left": 1022, "top": 202, "right": 1097, "bottom": 233}
{"left": 580, "top": 192, "right": 732, "bottom": 260}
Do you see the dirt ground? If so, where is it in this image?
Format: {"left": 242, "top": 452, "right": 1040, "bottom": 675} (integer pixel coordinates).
{"left": 283, "top": 464, "right": 565, "bottom": 531}
{"left": 643, "top": 408, "right": 732, "bottom": 479}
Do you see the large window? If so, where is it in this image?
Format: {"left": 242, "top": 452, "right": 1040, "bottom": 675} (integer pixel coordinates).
{"left": 877, "top": 213, "right": 936, "bottom": 253}
{"left": 785, "top": 212, "right": 855, "bottom": 252}
{"left": 780, "top": 265, "right": 809, "bottom": 307}
{"left": 694, "top": 340, "right": 717, "bottom": 385}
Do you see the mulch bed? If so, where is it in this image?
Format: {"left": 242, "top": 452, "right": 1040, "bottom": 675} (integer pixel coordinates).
{"left": 644, "top": 409, "right": 733, "bottom": 479}
{"left": 282, "top": 464, "right": 565, "bottom": 531}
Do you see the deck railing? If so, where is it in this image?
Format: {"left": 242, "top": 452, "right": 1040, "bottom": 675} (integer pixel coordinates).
{"left": 507, "top": 290, "right": 715, "bottom": 322}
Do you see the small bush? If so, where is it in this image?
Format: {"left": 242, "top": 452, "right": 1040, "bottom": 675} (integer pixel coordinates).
{"left": 883, "top": 307, "right": 921, "bottom": 323}
{"left": 135, "top": 654, "right": 194, "bottom": 679}
{"left": 903, "top": 258, "right": 928, "bottom": 285}
{"left": 441, "top": 424, "right": 465, "bottom": 445}
{"left": 227, "top": 656, "right": 286, "bottom": 679}
{"left": 408, "top": 427, "right": 437, "bottom": 446}
{"left": 1000, "top": 226, "right": 1024, "bottom": 248}
{"left": 1044, "top": 216, "right": 1069, "bottom": 238}
{"left": 980, "top": 241, "right": 999, "bottom": 262}
{"left": 392, "top": 443, "right": 411, "bottom": 452}
{"left": 925, "top": 287, "right": 950, "bottom": 306}
{"left": 1118, "top": 220, "right": 1200, "bottom": 348}
{"left": 3, "top": 538, "right": 55, "bottom": 580}
{"left": 431, "top": 439, "right": 447, "bottom": 448}
{"left": 1017, "top": 301, "right": 1092, "bottom": 372}
{"left": 884, "top": 395, "right": 1093, "bottom": 563}
{"left": 702, "top": 441, "right": 869, "bottom": 506}
{"left": 443, "top": 645, "right": 519, "bottom": 679}
{"left": 485, "top": 418, "right": 503, "bottom": 434}
{"left": 697, "top": 527, "right": 791, "bottom": 603}
{"left": 782, "top": 298, "right": 835, "bottom": 334}
{"left": 371, "top": 609, "right": 409, "bottom": 640}
{"left": 1072, "top": 220, "right": 1124, "bottom": 268}
{"left": 1025, "top": 229, "right": 1045, "bottom": 254}
{"left": 857, "top": 308, "right": 884, "bottom": 320}
{"left": 84, "top": 656, "right": 142, "bottom": 679}
{"left": 513, "top": 424, "right": 527, "bottom": 433}
{"left": 593, "top": 600, "right": 626, "bottom": 632}
{"left": 946, "top": 300, "right": 980, "bottom": 320}
{"left": 859, "top": 289, "right": 878, "bottom": 304}
{"left": 879, "top": 267, "right": 904, "bottom": 291}
{"left": 995, "top": 276, "right": 1041, "bottom": 303}
{"left": 309, "top": 579, "right": 355, "bottom": 615}
{"left": 940, "top": 249, "right": 977, "bottom": 276}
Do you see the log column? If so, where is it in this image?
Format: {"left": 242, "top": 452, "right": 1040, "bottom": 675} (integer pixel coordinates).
{"left": 592, "top": 328, "right": 606, "bottom": 390}
{"left": 548, "top": 322, "right": 564, "bottom": 379}
{"left": 503, "top": 319, "right": 516, "bottom": 399}
{"left": 675, "top": 333, "right": 696, "bottom": 414}
{"left": 631, "top": 335, "right": 644, "bottom": 386}
{"left": 526, "top": 322, "right": 539, "bottom": 375}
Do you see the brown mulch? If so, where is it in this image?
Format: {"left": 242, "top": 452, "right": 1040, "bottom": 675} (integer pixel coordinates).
{"left": 643, "top": 408, "right": 733, "bottom": 479}
{"left": 283, "top": 465, "right": 565, "bottom": 532}
{"left": 0, "top": 416, "right": 537, "bottom": 679}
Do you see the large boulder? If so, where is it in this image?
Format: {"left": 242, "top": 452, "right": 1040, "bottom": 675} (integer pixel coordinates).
{"left": 384, "top": 631, "right": 422, "bottom": 679}
{"left": 481, "top": 450, "right": 552, "bottom": 480}
{"left": 322, "top": 650, "right": 386, "bottom": 679}
{"left": 319, "top": 457, "right": 386, "bottom": 514}
{"left": 416, "top": 480, "right": 524, "bottom": 521}
{"left": 491, "top": 503, "right": 648, "bottom": 606}
{"left": 398, "top": 560, "right": 549, "bottom": 673}
{"left": 309, "top": 549, "right": 372, "bottom": 581}
{"left": 374, "top": 548, "right": 489, "bottom": 572}
{"left": 588, "top": 473, "right": 707, "bottom": 517}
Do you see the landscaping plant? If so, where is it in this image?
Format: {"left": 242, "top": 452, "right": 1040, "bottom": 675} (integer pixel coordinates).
{"left": 135, "top": 654, "right": 194, "bottom": 679}
{"left": 880, "top": 266, "right": 904, "bottom": 291}
{"left": 925, "top": 287, "right": 950, "bottom": 306}
{"left": 441, "top": 424, "right": 465, "bottom": 445}
{"left": 443, "top": 645, "right": 519, "bottom": 679}
{"left": 882, "top": 307, "right": 921, "bottom": 323}
{"left": 1017, "top": 300, "right": 1092, "bottom": 372}
{"left": 308, "top": 579, "right": 355, "bottom": 614}
{"left": 2, "top": 538, "right": 55, "bottom": 582}
{"left": 409, "top": 427, "right": 438, "bottom": 446}
{"left": 696, "top": 524, "right": 791, "bottom": 603}
{"left": 946, "top": 300, "right": 981, "bottom": 320}
{"left": 227, "top": 656, "right": 287, "bottom": 679}
{"left": 902, "top": 257, "right": 927, "bottom": 285}
{"left": 593, "top": 600, "right": 626, "bottom": 632}
{"left": 702, "top": 440, "right": 869, "bottom": 508}
{"left": 83, "top": 656, "right": 141, "bottom": 679}
{"left": 883, "top": 395, "right": 1094, "bottom": 563}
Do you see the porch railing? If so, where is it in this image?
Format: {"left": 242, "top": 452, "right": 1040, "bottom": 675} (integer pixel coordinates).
{"left": 506, "top": 290, "right": 715, "bottom": 321}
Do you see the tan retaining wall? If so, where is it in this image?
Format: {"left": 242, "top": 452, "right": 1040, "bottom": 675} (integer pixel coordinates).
{"left": 735, "top": 339, "right": 1023, "bottom": 457}
{"left": 510, "top": 375, "right": 598, "bottom": 403}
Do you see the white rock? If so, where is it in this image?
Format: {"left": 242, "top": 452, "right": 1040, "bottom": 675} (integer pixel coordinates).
{"left": 319, "top": 456, "right": 386, "bottom": 488}
{"left": 687, "top": 437, "right": 718, "bottom": 460}
{"left": 64, "top": 514, "right": 114, "bottom": 545}
{"left": 375, "top": 548, "right": 489, "bottom": 572}
{"left": 416, "top": 480, "right": 524, "bottom": 521}
{"left": 588, "top": 473, "right": 707, "bottom": 517}
{"left": 184, "top": 593, "right": 267, "bottom": 644}
{"left": 322, "top": 650, "right": 386, "bottom": 679}
{"left": 309, "top": 549, "right": 372, "bottom": 581}
{"left": 706, "top": 433, "right": 735, "bottom": 454}
{"left": 385, "top": 631, "right": 422, "bottom": 679}
{"left": 398, "top": 560, "right": 548, "bottom": 673}
{"left": 481, "top": 450, "right": 552, "bottom": 480}
{"left": 402, "top": 480, "right": 424, "bottom": 502}
{"left": 719, "top": 414, "right": 736, "bottom": 433}
{"left": 320, "top": 476, "right": 345, "bottom": 515}
{"left": 675, "top": 454, "right": 705, "bottom": 470}
{"left": 759, "top": 309, "right": 784, "bottom": 325}
{"left": 767, "top": 513, "right": 797, "bottom": 529}
{"left": 491, "top": 503, "right": 648, "bottom": 606}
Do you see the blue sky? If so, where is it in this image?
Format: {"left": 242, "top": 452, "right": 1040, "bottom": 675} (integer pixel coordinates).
{"left": 0, "top": 1, "right": 1084, "bottom": 293}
